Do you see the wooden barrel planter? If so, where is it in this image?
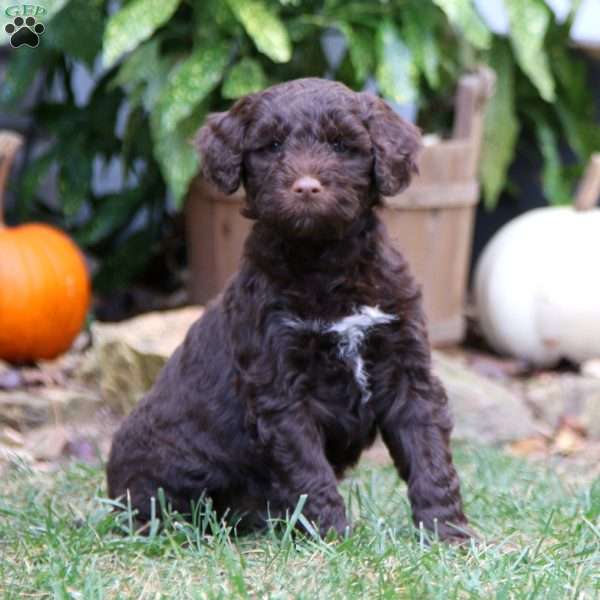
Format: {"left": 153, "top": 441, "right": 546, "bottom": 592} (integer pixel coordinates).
{"left": 185, "top": 69, "right": 495, "bottom": 346}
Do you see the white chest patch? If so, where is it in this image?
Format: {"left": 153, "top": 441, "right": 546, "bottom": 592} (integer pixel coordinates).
{"left": 284, "top": 306, "right": 397, "bottom": 403}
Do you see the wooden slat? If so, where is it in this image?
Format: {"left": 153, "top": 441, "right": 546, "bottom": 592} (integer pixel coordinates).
{"left": 575, "top": 153, "right": 600, "bottom": 211}
{"left": 451, "top": 67, "right": 496, "bottom": 178}
{"left": 383, "top": 182, "right": 479, "bottom": 209}
{"left": 416, "top": 140, "right": 473, "bottom": 182}
{"left": 0, "top": 131, "right": 24, "bottom": 224}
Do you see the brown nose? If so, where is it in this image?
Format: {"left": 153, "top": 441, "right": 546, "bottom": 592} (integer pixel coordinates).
{"left": 292, "top": 176, "right": 323, "bottom": 195}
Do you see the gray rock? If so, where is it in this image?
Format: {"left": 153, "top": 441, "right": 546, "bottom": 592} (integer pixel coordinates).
{"left": 525, "top": 373, "right": 600, "bottom": 439}
{"left": 433, "top": 351, "right": 537, "bottom": 444}
{"left": 583, "top": 389, "right": 600, "bottom": 439}
{"left": 524, "top": 374, "right": 573, "bottom": 430}
{"left": 26, "top": 425, "right": 68, "bottom": 461}
{"left": 84, "top": 307, "right": 202, "bottom": 414}
{"left": 0, "top": 387, "right": 103, "bottom": 431}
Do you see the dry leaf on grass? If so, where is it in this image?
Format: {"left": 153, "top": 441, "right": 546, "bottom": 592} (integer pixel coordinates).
{"left": 466, "top": 353, "right": 531, "bottom": 380}
{"left": 508, "top": 436, "right": 548, "bottom": 457}
{"left": 25, "top": 425, "right": 68, "bottom": 461}
{"left": 552, "top": 416, "right": 587, "bottom": 456}
{"left": 0, "top": 426, "right": 25, "bottom": 447}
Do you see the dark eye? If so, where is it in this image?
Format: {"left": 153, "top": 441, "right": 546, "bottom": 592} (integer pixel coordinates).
{"left": 331, "top": 139, "right": 348, "bottom": 153}
{"left": 267, "top": 140, "right": 282, "bottom": 152}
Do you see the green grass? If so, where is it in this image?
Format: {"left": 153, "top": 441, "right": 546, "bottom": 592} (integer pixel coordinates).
{"left": 1, "top": 445, "right": 599, "bottom": 599}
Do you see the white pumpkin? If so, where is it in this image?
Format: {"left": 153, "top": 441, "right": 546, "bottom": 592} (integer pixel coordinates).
{"left": 474, "top": 155, "right": 600, "bottom": 366}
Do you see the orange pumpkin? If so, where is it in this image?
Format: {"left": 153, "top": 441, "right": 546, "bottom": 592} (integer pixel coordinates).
{"left": 0, "top": 132, "right": 90, "bottom": 363}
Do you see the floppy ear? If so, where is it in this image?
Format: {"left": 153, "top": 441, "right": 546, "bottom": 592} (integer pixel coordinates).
{"left": 362, "top": 93, "right": 422, "bottom": 197}
{"left": 195, "top": 96, "right": 254, "bottom": 195}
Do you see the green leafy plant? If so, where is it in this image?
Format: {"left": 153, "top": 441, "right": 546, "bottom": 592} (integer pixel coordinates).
{"left": 2, "top": 0, "right": 598, "bottom": 289}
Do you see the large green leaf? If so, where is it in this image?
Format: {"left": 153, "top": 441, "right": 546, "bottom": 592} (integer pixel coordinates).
{"left": 376, "top": 21, "right": 418, "bottom": 105}
{"left": 432, "top": 0, "right": 491, "bottom": 49}
{"left": 112, "top": 40, "right": 174, "bottom": 111}
{"left": 505, "top": 0, "right": 555, "bottom": 102}
{"left": 535, "top": 120, "right": 571, "bottom": 205}
{"left": 337, "top": 24, "right": 373, "bottom": 84}
{"left": 45, "top": 0, "right": 104, "bottom": 66}
{"left": 93, "top": 228, "right": 158, "bottom": 292}
{"left": 43, "top": 0, "right": 71, "bottom": 21}
{"left": 112, "top": 39, "right": 162, "bottom": 89}
{"left": 84, "top": 81, "right": 124, "bottom": 156}
{"left": 58, "top": 147, "right": 92, "bottom": 217}
{"left": 555, "top": 101, "right": 600, "bottom": 164}
{"left": 193, "top": 0, "right": 239, "bottom": 34}
{"left": 103, "top": 0, "right": 181, "bottom": 69}
{"left": 121, "top": 105, "right": 149, "bottom": 172}
{"left": 75, "top": 189, "right": 145, "bottom": 246}
{"left": 18, "top": 150, "right": 56, "bottom": 218}
{"left": 150, "top": 110, "right": 203, "bottom": 208}
{"left": 402, "top": 3, "right": 441, "bottom": 89}
{"left": 222, "top": 58, "right": 267, "bottom": 99}
{"left": 154, "top": 43, "right": 229, "bottom": 134}
{"left": 0, "top": 48, "right": 50, "bottom": 107}
{"left": 480, "top": 41, "right": 519, "bottom": 209}
{"left": 550, "top": 41, "right": 600, "bottom": 161}
{"left": 225, "top": 0, "right": 291, "bottom": 63}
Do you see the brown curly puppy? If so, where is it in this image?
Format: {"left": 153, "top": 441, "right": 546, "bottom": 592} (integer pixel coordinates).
{"left": 107, "top": 78, "right": 472, "bottom": 541}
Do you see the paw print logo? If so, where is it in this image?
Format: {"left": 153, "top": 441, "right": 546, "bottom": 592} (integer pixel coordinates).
{"left": 5, "top": 16, "right": 45, "bottom": 48}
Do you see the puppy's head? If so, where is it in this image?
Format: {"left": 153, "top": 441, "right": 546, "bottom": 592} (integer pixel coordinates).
{"left": 197, "top": 78, "right": 421, "bottom": 239}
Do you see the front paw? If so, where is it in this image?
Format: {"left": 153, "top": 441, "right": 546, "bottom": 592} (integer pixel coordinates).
{"left": 423, "top": 520, "right": 477, "bottom": 545}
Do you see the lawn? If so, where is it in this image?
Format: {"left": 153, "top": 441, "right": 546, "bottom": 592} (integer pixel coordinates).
{"left": 1, "top": 444, "right": 599, "bottom": 599}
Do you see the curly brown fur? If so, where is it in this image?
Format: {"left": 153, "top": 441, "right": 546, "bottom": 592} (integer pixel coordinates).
{"left": 107, "top": 78, "right": 471, "bottom": 541}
